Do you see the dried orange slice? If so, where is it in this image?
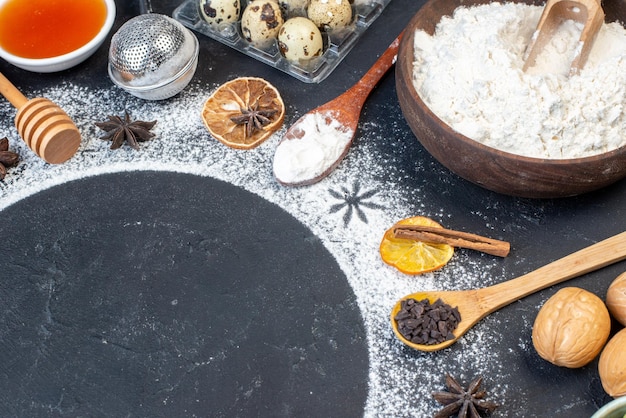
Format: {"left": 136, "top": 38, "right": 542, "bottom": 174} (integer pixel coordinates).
{"left": 380, "top": 216, "right": 454, "bottom": 275}
{"left": 201, "top": 77, "right": 285, "bottom": 149}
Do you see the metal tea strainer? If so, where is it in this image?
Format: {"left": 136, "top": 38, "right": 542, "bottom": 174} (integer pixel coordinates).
{"left": 108, "top": 13, "right": 199, "bottom": 100}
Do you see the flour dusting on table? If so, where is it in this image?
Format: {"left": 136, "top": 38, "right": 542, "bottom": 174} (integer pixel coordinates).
{"left": 0, "top": 81, "right": 518, "bottom": 416}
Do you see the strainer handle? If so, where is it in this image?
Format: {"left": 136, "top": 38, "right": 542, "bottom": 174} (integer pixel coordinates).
{"left": 139, "top": 0, "right": 153, "bottom": 14}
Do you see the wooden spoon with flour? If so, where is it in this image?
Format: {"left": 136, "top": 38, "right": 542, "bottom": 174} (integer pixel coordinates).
{"left": 273, "top": 32, "right": 403, "bottom": 187}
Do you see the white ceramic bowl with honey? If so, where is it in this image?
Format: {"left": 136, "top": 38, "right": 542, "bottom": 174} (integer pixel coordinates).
{"left": 0, "top": 0, "right": 116, "bottom": 73}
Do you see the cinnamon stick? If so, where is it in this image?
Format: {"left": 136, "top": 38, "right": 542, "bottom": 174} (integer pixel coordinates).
{"left": 392, "top": 224, "right": 510, "bottom": 257}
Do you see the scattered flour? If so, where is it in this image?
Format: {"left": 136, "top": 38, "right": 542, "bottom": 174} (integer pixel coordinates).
{"left": 412, "top": 2, "right": 626, "bottom": 159}
{"left": 0, "top": 80, "right": 514, "bottom": 416}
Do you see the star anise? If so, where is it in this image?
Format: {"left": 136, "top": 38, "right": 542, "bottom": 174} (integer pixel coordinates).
{"left": 432, "top": 374, "right": 498, "bottom": 418}
{"left": 95, "top": 112, "right": 157, "bottom": 150}
{"left": 230, "top": 101, "right": 278, "bottom": 137}
{"left": 0, "top": 137, "right": 20, "bottom": 180}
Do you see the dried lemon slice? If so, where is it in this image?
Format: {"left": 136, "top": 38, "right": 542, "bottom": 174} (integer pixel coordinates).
{"left": 380, "top": 216, "right": 454, "bottom": 275}
{"left": 201, "top": 77, "right": 285, "bottom": 149}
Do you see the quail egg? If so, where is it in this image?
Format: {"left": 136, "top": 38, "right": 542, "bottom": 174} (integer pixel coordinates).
{"left": 278, "top": 17, "right": 324, "bottom": 63}
{"left": 307, "top": 0, "right": 352, "bottom": 30}
{"left": 199, "top": 0, "right": 241, "bottom": 28}
{"left": 241, "top": 0, "right": 284, "bottom": 47}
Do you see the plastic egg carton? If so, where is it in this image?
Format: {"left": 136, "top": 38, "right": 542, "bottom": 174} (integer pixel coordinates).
{"left": 172, "top": 0, "right": 391, "bottom": 83}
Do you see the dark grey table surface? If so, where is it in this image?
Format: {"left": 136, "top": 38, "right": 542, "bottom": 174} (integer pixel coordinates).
{"left": 0, "top": 0, "right": 624, "bottom": 417}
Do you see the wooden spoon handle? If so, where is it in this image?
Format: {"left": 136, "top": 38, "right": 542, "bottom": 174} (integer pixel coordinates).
{"left": 0, "top": 72, "right": 28, "bottom": 109}
{"left": 326, "top": 32, "right": 403, "bottom": 113}
{"left": 354, "top": 32, "right": 403, "bottom": 93}
{"left": 571, "top": 0, "right": 605, "bottom": 73}
{"left": 480, "top": 231, "right": 626, "bottom": 311}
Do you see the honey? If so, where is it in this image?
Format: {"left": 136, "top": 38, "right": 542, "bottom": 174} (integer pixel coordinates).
{"left": 0, "top": 0, "right": 107, "bottom": 59}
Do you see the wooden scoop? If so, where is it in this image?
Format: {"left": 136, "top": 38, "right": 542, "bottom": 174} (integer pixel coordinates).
{"left": 0, "top": 72, "right": 81, "bottom": 164}
{"left": 523, "top": 0, "right": 604, "bottom": 74}
{"left": 391, "top": 230, "right": 626, "bottom": 352}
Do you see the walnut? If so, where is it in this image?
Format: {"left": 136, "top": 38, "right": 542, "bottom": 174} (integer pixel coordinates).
{"left": 607, "top": 272, "right": 626, "bottom": 326}
{"left": 532, "top": 287, "right": 611, "bottom": 368}
{"left": 598, "top": 327, "right": 626, "bottom": 398}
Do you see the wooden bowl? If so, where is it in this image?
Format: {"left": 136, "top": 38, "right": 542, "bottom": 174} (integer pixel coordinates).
{"left": 396, "top": 0, "right": 626, "bottom": 198}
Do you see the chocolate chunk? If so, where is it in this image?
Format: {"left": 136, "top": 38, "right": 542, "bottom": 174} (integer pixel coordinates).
{"left": 394, "top": 297, "right": 461, "bottom": 345}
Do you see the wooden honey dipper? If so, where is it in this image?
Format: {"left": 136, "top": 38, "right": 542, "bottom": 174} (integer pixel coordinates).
{"left": 0, "top": 71, "right": 81, "bottom": 164}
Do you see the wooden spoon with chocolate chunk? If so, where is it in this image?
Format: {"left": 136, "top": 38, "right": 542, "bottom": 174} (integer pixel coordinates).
{"left": 391, "top": 230, "right": 626, "bottom": 352}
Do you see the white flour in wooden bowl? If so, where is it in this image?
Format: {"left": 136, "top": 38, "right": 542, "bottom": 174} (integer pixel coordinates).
{"left": 412, "top": 2, "right": 626, "bottom": 159}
